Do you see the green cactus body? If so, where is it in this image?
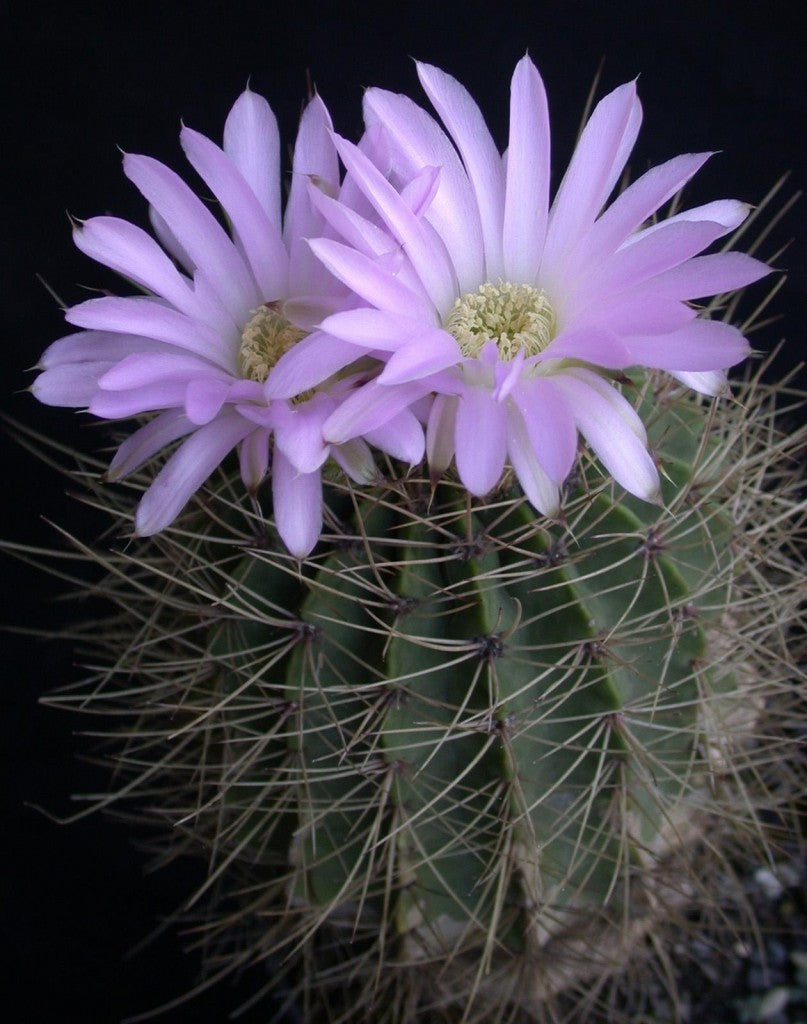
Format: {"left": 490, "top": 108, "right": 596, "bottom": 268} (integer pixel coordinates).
{"left": 195, "top": 374, "right": 762, "bottom": 1019}
{"left": 29, "top": 369, "right": 804, "bottom": 1024}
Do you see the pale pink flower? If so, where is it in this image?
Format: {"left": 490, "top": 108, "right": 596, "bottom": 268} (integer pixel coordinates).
{"left": 32, "top": 89, "right": 402, "bottom": 557}
{"left": 292, "top": 57, "right": 769, "bottom": 514}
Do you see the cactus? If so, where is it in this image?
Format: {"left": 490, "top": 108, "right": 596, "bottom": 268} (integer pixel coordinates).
{"left": 14, "top": 58, "right": 806, "bottom": 1024}
{"left": 23, "top": 358, "right": 804, "bottom": 1024}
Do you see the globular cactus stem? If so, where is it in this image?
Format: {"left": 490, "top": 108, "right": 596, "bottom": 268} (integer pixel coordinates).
{"left": 22, "top": 362, "right": 805, "bottom": 1024}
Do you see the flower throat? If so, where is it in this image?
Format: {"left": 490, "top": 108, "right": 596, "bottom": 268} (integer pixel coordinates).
{"left": 445, "top": 281, "right": 556, "bottom": 361}
{"left": 239, "top": 304, "right": 307, "bottom": 383}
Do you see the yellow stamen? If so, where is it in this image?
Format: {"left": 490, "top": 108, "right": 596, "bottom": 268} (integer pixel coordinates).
{"left": 445, "top": 281, "right": 556, "bottom": 361}
{"left": 239, "top": 304, "right": 306, "bottom": 383}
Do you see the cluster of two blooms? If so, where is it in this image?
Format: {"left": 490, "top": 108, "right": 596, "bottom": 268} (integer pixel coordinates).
{"left": 33, "top": 56, "right": 769, "bottom": 557}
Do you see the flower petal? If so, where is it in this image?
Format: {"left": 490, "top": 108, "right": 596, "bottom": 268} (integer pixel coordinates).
{"left": 578, "top": 152, "right": 713, "bottom": 270}
{"left": 89, "top": 382, "right": 188, "bottom": 419}
{"left": 309, "top": 237, "right": 437, "bottom": 322}
{"left": 542, "top": 82, "right": 641, "bottom": 283}
{"left": 332, "top": 133, "right": 457, "bottom": 313}
{"left": 323, "top": 379, "right": 430, "bottom": 444}
{"left": 670, "top": 369, "right": 728, "bottom": 396}
{"left": 32, "top": 363, "right": 113, "bottom": 407}
{"left": 264, "top": 330, "right": 366, "bottom": 400}
{"left": 73, "top": 216, "right": 197, "bottom": 316}
{"left": 626, "top": 319, "right": 750, "bottom": 371}
{"left": 455, "top": 385, "right": 507, "bottom": 495}
{"left": 238, "top": 426, "right": 271, "bottom": 490}
{"left": 97, "top": 352, "right": 230, "bottom": 391}
{"left": 506, "top": 402, "right": 561, "bottom": 516}
{"left": 540, "top": 326, "right": 632, "bottom": 368}
{"left": 39, "top": 330, "right": 165, "bottom": 369}
{"left": 223, "top": 88, "right": 282, "bottom": 230}
{"left": 308, "top": 181, "right": 400, "bottom": 257}
{"left": 417, "top": 61, "right": 505, "bottom": 279}
{"left": 180, "top": 124, "right": 289, "bottom": 299}
{"left": 272, "top": 451, "right": 322, "bottom": 558}
{"left": 321, "top": 308, "right": 428, "bottom": 351}
{"left": 513, "top": 377, "right": 577, "bottom": 484}
{"left": 66, "top": 296, "right": 236, "bottom": 371}
{"left": 185, "top": 377, "right": 232, "bottom": 425}
{"left": 552, "top": 373, "right": 659, "bottom": 500}
{"left": 572, "top": 219, "right": 739, "bottom": 310}
{"left": 273, "top": 397, "right": 331, "bottom": 474}
{"left": 642, "top": 251, "right": 771, "bottom": 301}
{"left": 364, "top": 408, "right": 425, "bottom": 465}
{"left": 135, "top": 413, "right": 252, "bottom": 535}
{"left": 363, "top": 86, "right": 485, "bottom": 291}
{"left": 503, "top": 55, "right": 551, "bottom": 283}
{"left": 149, "top": 205, "right": 196, "bottom": 273}
{"left": 570, "top": 294, "right": 696, "bottom": 337}
{"left": 284, "top": 94, "right": 341, "bottom": 295}
{"left": 559, "top": 366, "right": 646, "bottom": 441}
{"left": 377, "top": 328, "right": 460, "bottom": 385}
{"left": 331, "top": 438, "right": 380, "bottom": 485}
{"left": 123, "top": 152, "right": 260, "bottom": 322}
{"left": 107, "top": 409, "right": 195, "bottom": 479}
{"left": 426, "top": 394, "right": 457, "bottom": 478}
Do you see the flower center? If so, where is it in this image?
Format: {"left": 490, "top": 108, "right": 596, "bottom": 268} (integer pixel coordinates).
{"left": 445, "top": 281, "right": 556, "bottom": 361}
{"left": 239, "top": 303, "right": 307, "bottom": 383}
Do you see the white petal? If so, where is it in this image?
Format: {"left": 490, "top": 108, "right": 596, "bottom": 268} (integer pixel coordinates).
{"left": 670, "top": 369, "right": 728, "bottom": 396}
{"left": 331, "top": 438, "right": 379, "bottom": 485}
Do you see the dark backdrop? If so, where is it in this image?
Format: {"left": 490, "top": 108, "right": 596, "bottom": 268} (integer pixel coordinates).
{"left": 3, "top": 2, "right": 806, "bottom": 1021}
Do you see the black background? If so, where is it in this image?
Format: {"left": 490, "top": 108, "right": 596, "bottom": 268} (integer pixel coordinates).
{"left": 4, "top": 2, "right": 806, "bottom": 1021}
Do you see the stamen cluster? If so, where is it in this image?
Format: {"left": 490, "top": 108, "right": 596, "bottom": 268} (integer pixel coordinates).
{"left": 240, "top": 305, "right": 306, "bottom": 383}
{"left": 445, "top": 281, "right": 556, "bottom": 360}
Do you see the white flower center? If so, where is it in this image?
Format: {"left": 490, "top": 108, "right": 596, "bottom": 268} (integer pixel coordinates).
{"left": 239, "top": 304, "right": 307, "bottom": 383}
{"left": 445, "top": 281, "right": 556, "bottom": 361}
